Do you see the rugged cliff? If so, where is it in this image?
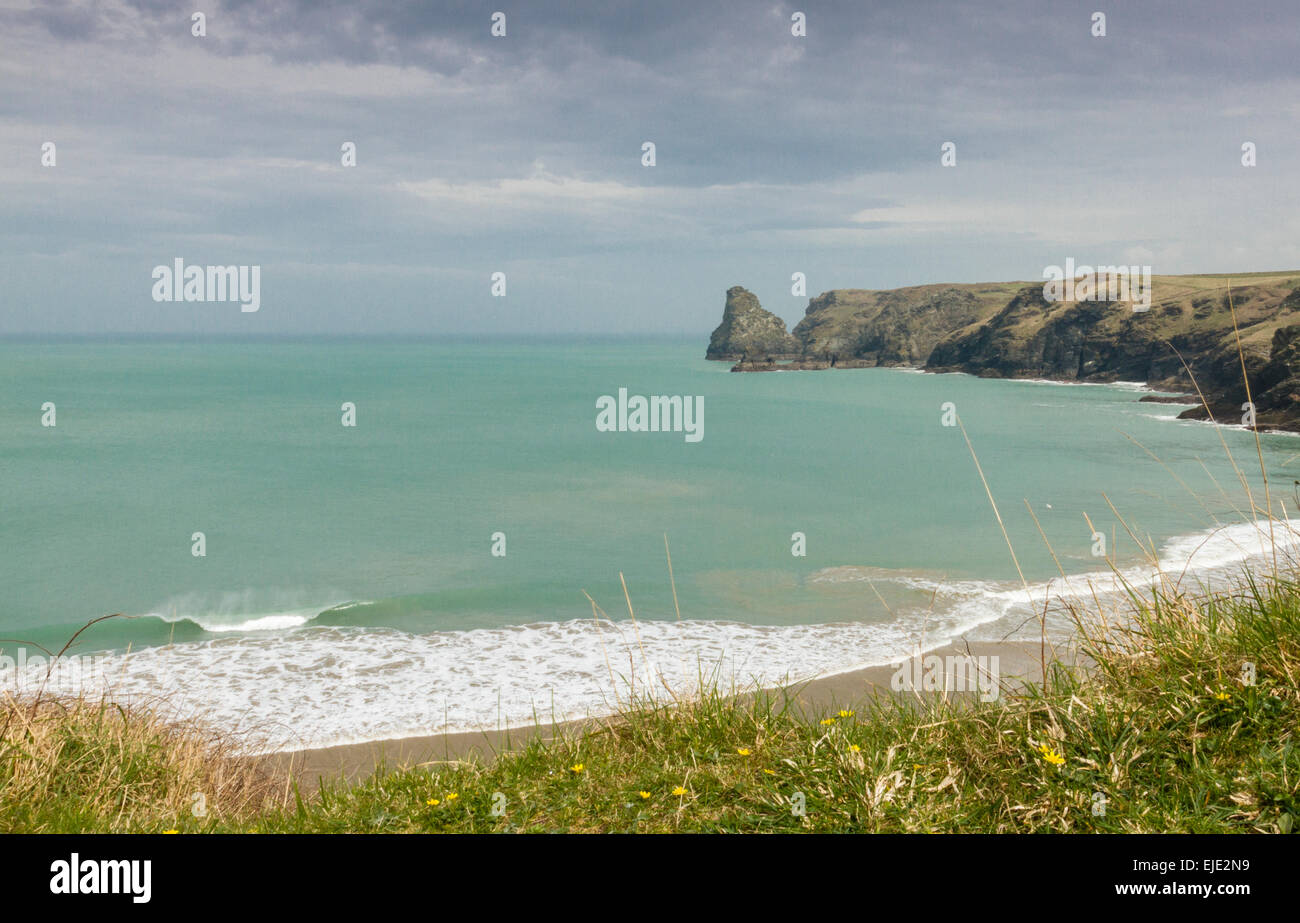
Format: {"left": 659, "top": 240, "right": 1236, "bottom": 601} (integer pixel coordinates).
{"left": 705, "top": 272, "right": 1300, "bottom": 431}
{"left": 792, "top": 283, "right": 1023, "bottom": 366}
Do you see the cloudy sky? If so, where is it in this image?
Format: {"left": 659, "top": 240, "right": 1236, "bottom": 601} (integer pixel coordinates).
{"left": 2, "top": 0, "right": 1298, "bottom": 335}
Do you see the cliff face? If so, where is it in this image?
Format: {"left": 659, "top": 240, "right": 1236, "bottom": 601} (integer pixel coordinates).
{"left": 705, "top": 272, "right": 1300, "bottom": 431}
{"left": 923, "top": 277, "right": 1300, "bottom": 421}
{"left": 792, "top": 283, "right": 1016, "bottom": 365}
{"left": 1250, "top": 324, "right": 1300, "bottom": 424}
{"left": 923, "top": 285, "right": 1194, "bottom": 382}
{"left": 705, "top": 286, "right": 801, "bottom": 360}
{"left": 1179, "top": 319, "right": 1300, "bottom": 428}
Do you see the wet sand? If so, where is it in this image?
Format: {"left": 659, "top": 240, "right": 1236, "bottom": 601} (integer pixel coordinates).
{"left": 264, "top": 639, "right": 1072, "bottom": 789}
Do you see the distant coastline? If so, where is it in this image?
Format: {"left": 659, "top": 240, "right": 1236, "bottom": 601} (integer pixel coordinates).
{"left": 706, "top": 271, "right": 1300, "bottom": 432}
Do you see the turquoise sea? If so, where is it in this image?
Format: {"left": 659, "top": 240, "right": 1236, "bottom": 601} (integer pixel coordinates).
{"left": 1, "top": 340, "right": 1296, "bottom": 748}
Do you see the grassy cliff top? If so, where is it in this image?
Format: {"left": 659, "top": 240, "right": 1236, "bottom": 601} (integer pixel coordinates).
{"left": 793, "top": 271, "right": 1300, "bottom": 355}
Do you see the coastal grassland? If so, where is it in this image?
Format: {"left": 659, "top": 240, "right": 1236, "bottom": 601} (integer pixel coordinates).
{"left": 4, "top": 567, "right": 1296, "bottom": 833}
{"left": 0, "top": 693, "right": 287, "bottom": 833}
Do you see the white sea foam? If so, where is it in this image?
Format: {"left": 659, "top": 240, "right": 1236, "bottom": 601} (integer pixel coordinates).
{"left": 143, "top": 589, "right": 349, "bottom": 632}
{"left": 1013, "top": 377, "right": 1154, "bottom": 391}
{"left": 181, "top": 611, "right": 316, "bottom": 632}
{"left": 16, "top": 519, "right": 1300, "bottom": 752}
{"left": 1148, "top": 415, "right": 1300, "bottom": 437}
{"left": 25, "top": 617, "right": 942, "bottom": 752}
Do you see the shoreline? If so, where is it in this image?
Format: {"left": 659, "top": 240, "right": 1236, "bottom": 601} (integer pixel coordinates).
{"left": 721, "top": 360, "right": 1300, "bottom": 434}
{"left": 33, "top": 513, "right": 1291, "bottom": 773}
{"left": 264, "top": 639, "right": 1061, "bottom": 787}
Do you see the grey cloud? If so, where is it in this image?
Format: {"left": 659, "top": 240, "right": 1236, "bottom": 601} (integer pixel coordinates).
{"left": 1, "top": 0, "right": 1298, "bottom": 334}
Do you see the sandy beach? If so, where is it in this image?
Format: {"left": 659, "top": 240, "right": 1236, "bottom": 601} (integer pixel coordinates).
{"left": 266, "top": 639, "right": 1068, "bottom": 788}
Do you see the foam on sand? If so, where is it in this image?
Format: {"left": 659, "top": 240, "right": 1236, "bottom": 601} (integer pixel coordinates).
{"left": 11, "top": 518, "right": 1298, "bottom": 752}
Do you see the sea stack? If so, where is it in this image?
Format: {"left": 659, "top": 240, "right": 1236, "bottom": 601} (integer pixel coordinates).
{"left": 705, "top": 286, "right": 801, "bottom": 361}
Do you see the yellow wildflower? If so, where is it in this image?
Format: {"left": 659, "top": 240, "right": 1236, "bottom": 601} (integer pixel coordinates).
{"left": 1214, "top": 691, "right": 1231, "bottom": 701}
{"left": 638, "top": 791, "right": 651, "bottom": 799}
{"left": 570, "top": 763, "right": 584, "bottom": 774}
{"left": 819, "top": 717, "right": 836, "bottom": 726}
{"left": 737, "top": 748, "right": 751, "bottom": 756}
{"left": 445, "top": 793, "right": 459, "bottom": 801}
{"left": 672, "top": 786, "right": 688, "bottom": 796}
{"left": 1036, "top": 743, "right": 1065, "bottom": 766}
{"left": 838, "top": 709, "right": 854, "bottom": 718}
{"left": 426, "top": 798, "right": 440, "bottom": 806}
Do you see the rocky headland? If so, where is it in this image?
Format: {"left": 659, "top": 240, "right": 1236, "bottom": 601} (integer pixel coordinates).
{"left": 706, "top": 273, "right": 1300, "bottom": 432}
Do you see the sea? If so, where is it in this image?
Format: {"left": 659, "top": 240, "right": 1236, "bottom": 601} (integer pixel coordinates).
{"left": 2, "top": 338, "right": 1297, "bottom": 749}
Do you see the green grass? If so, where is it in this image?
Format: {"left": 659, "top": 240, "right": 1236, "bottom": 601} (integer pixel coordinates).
{"left": 5, "top": 566, "right": 1297, "bottom": 833}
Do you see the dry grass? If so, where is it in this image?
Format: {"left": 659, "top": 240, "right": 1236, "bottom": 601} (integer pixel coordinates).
{"left": 0, "top": 692, "right": 288, "bottom": 832}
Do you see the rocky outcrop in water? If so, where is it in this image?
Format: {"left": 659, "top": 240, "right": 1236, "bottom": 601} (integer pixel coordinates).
{"left": 705, "top": 286, "right": 801, "bottom": 361}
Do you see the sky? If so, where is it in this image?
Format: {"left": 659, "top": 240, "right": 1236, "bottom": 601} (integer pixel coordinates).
{"left": 2, "top": 0, "right": 1298, "bottom": 336}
